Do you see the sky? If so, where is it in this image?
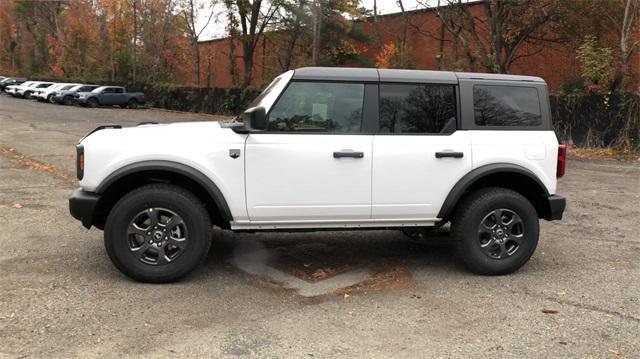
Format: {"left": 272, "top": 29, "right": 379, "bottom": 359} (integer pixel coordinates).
{"left": 196, "top": 0, "right": 424, "bottom": 42}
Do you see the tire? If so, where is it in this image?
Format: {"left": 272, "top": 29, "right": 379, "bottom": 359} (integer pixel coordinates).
{"left": 48, "top": 94, "right": 56, "bottom": 103}
{"left": 23, "top": 91, "right": 32, "bottom": 99}
{"left": 104, "top": 184, "right": 212, "bottom": 283}
{"left": 87, "top": 97, "right": 98, "bottom": 108}
{"left": 127, "top": 99, "right": 138, "bottom": 109}
{"left": 452, "top": 187, "right": 539, "bottom": 275}
{"left": 63, "top": 95, "right": 73, "bottom": 105}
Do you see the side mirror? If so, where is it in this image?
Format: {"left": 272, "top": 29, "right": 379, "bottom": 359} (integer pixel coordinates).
{"left": 242, "top": 106, "right": 267, "bottom": 131}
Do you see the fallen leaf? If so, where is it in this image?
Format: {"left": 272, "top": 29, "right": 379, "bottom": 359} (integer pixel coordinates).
{"left": 608, "top": 349, "right": 622, "bottom": 356}
{"left": 542, "top": 309, "right": 559, "bottom": 314}
{"left": 344, "top": 293, "right": 350, "bottom": 299}
{"left": 12, "top": 203, "right": 23, "bottom": 209}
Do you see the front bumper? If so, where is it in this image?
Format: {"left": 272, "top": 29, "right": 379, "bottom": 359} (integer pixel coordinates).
{"left": 545, "top": 194, "right": 566, "bottom": 220}
{"left": 69, "top": 188, "right": 100, "bottom": 229}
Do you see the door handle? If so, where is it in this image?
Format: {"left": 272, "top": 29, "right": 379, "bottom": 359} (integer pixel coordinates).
{"left": 435, "top": 151, "right": 464, "bottom": 158}
{"left": 333, "top": 151, "right": 364, "bottom": 159}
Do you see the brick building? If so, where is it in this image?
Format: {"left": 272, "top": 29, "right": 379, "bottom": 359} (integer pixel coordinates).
{"left": 196, "top": 3, "right": 638, "bottom": 92}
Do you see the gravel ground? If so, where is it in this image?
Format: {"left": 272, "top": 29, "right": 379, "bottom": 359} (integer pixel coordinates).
{"left": 1, "top": 95, "right": 639, "bottom": 358}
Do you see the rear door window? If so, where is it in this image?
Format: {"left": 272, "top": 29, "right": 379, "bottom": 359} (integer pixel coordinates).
{"left": 473, "top": 85, "right": 541, "bottom": 126}
{"left": 379, "top": 84, "right": 457, "bottom": 134}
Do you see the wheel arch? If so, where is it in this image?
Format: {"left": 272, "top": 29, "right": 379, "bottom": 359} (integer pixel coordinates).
{"left": 92, "top": 161, "right": 233, "bottom": 230}
{"left": 438, "top": 163, "right": 551, "bottom": 221}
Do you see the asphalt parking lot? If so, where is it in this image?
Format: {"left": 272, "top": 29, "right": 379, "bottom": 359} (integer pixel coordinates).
{"left": 1, "top": 94, "right": 639, "bottom": 358}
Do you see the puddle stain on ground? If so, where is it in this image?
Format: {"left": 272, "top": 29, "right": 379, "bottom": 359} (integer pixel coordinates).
{"left": 230, "top": 239, "right": 413, "bottom": 298}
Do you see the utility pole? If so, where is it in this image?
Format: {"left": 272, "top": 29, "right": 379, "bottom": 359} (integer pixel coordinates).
{"left": 312, "top": 0, "right": 322, "bottom": 65}
{"left": 373, "top": 0, "right": 377, "bottom": 22}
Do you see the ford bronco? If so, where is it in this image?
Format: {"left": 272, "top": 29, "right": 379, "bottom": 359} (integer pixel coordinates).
{"left": 69, "top": 67, "right": 566, "bottom": 283}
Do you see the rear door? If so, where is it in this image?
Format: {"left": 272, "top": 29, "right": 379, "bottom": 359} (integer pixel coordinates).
{"left": 372, "top": 82, "right": 472, "bottom": 220}
{"left": 245, "top": 81, "right": 375, "bottom": 223}
{"left": 114, "top": 87, "right": 126, "bottom": 104}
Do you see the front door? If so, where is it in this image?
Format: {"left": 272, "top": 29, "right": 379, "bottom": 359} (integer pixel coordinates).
{"left": 372, "top": 83, "right": 472, "bottom": 220}
{"left": 245, "top": 81, "right": 373, "bottom": 223}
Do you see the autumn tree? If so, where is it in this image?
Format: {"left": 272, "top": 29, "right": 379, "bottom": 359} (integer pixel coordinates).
{"left": 224, "top": 0, "right": 280, "bottom": 88}
{"left": 180, "top": 0, "right": 217, "bottom": 86}
{"left": 418, "top": 0, "right": 567, "bottom": 73}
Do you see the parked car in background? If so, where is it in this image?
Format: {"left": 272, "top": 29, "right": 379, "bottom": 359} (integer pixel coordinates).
{"left": 34, "top": 83, "right": 81, "bottom": 102}
{"left": 53, "top": 84, "right": 100, "bottom": 105}
{"left": 18, "top": 82, "right": 54, "bottom": 99}
{"left": 1, "top": 77, "right": 27, "bottom": 91}
{"left": 75, "top": 86, "right": 145, "bottom": 109}
{"left": 6, "top": 81, "right": 39, "bottom": 97}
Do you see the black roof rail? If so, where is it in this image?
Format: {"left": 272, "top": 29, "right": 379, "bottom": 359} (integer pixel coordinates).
{"left": 79, "top": 124, "right": 122, "bottom": 142}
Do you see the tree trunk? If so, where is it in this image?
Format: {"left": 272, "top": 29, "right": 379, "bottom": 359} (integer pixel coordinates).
{"left": 242, "top": 41, "right": 254, "bottom": 88}
{"left": 283, "top": 0, "right": 305, "bottom": 71}
{"left": 132, "top": 0, "right": 137, "bottom": 84}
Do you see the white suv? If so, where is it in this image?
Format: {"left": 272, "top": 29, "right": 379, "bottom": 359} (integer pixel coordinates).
{"left": 69, "top": 67, "right": 566, "bottom": 283}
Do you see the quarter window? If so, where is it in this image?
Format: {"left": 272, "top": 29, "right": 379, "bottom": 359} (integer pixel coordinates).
{"left": 473, "top": 85, "right": 542, "bottom": 126}
{"left": 379, "top": 84, "right": 457, "bottom": 134}
{"left": 267, "top": 82, "right": 365, "bottom": 133}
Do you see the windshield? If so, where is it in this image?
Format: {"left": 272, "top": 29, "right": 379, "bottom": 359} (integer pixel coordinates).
{"left": 60, "top": 85, "right": 74, "bottom": 91}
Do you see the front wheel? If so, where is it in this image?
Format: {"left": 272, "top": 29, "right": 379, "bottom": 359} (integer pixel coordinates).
{"left": 127, "top": 99, "right": 138, "bottom": 109}
{"left": 452, "top": 187, "right": 539, "bottom": 275}
{"left": 104, "top": 184, "right": 212, "bottom": 283}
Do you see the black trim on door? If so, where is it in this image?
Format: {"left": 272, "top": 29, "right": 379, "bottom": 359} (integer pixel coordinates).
{"left": 362, "top": 83, "right": 379, "bottom": 133}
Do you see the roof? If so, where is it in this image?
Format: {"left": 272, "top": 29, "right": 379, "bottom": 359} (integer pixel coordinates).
{"left": 292, "top": 67, "right": 545, "bottom": 84}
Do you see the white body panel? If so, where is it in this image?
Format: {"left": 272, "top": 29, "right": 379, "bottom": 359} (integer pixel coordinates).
{"left": 372, "top": 132, "right": 472, "bottom": 220}
{"left": 80, "top": 122, "right": 250, "bottom": 221}
{"left": 469, "top": 131, "right": 558, "bottom": 194}
{"left": 244, "top": 134, "right": 373, "bottom": 222}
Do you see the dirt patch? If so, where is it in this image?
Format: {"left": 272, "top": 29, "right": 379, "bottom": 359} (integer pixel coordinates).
{"left": 336, "top": 263, "right": 413, "bottom": 295}
{"left": 0, "top": 147, "right": 76, "bottom": 186}
{"left": 568, "top": 146, "right": 640, "bottom": 162}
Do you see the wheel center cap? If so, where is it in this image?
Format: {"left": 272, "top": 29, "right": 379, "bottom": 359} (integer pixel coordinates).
{"left": 496, "top": 229, "right": 505, "bottom": 238}
{"left": 153, "top": 231, "right": 163, "bottom": 241}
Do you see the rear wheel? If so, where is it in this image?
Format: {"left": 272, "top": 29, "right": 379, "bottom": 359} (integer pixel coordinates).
{"left": 48, "top": 94, "right": 56, "bottom": 103}
{"left": 104, "top": 184, "right": 212, "bottom": 283}
{"left": 23, "top": 91, "right": 32, "bottom": 99}
{"left": 127, "top": 99, "right": 138, "bottom": 109}
{"left": 63, "top": 95, "right": 74, "bottom": 105}
{"left": 452, "top": 187, "right": 539, "bottom": 275}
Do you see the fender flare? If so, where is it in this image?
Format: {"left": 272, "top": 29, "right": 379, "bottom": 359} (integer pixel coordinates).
{"left": 437, "top": 163, "right": 549, "bottom": 220}
{"left": 95, "top": 160, "right": 233, "bottom": 224}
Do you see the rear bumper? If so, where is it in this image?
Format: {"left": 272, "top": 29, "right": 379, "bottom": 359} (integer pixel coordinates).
{"left": 545, "top": 194, "right": 566, "bottom": 221}
{"left": 69, "top": 188, "right": 100, "bottom": 229}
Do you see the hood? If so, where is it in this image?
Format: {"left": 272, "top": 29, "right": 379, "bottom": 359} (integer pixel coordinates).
{"left": 81, "top": 121, "right": 227, "bottom": 145}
